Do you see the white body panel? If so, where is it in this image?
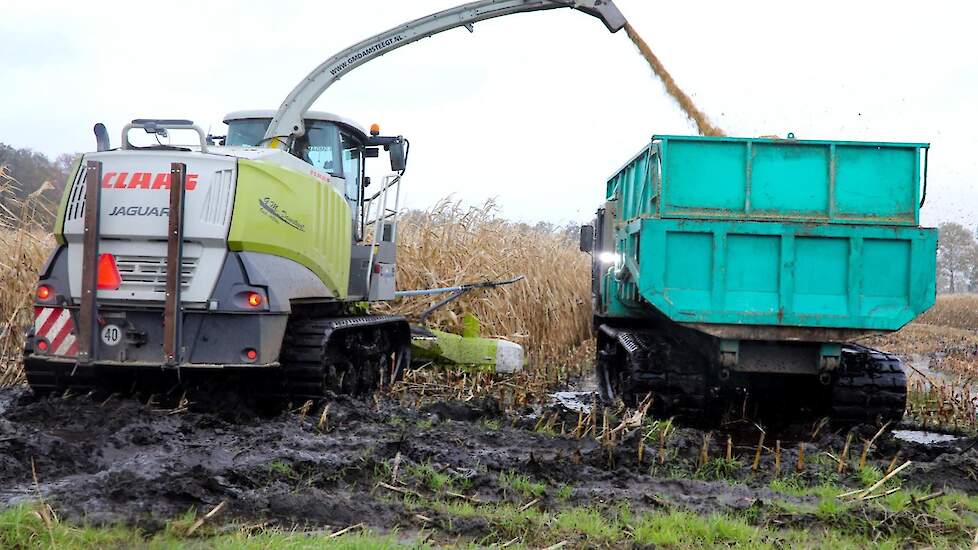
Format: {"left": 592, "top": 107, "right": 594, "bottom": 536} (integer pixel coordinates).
{"left": 63, "top": 150, "right": 237, "bottom": 304}
{"left": 63, "top": 146, "right": 348, "bottom": 305}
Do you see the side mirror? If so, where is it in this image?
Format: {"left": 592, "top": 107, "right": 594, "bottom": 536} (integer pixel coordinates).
{"left": 388, "top": 140, "right": 407, "bottom": 172}
{"left": 579, "top": 225, "right": 594, "bottom": 253}
{"left": 364, "top": 147, "right": 380, "bottom": 158}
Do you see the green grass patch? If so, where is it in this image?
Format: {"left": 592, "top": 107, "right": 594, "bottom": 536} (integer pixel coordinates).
{"left": 695, "top": 458, "right": 742, "bottom": 481}
{"left": 633, "top": 510, "right": 763, "bottom": 548}
{"left": 498, "top": 470, "right": 545, "bottom": 499}
{"left": 555, "top": 483, "right": 574, "bottom": 501}
{"left": 406, "top": 461, "right": 453, "bottom": 492}
{"left": 0, "top": 503, "right": 419, "bottom": 549}
{"left": 265, "top": 459, "right": 294, "bottom": 477}
{"left": 552, "top": 507, "right": 622, "bottom": 542}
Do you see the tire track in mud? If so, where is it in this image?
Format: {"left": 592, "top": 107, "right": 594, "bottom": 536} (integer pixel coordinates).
{"left": 0, "top": 386, "right": 974, "bottom": 536}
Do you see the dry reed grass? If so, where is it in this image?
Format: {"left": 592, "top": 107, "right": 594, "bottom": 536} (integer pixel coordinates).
{"left": 379, "top": 199, "right": 592, "bottom": 369}
{"left": 870, "top": 294, "right": 978, "bottom": 431}
{"left": 917, "top": 294, "right": 978, "bottom": 331}
{"left": 0, "top": 166, "right": 54, "bottom": 385}
{"left": 868, "top": 295, "right": 978, "bottom": 373}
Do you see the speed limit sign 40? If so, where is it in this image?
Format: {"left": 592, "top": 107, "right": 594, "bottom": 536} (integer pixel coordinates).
{"left": 101, "top": 325, "right": 122, "bottom": 346}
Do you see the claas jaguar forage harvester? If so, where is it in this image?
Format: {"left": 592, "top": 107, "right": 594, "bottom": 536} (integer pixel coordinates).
{"left": 24, "top": 0, "right": 626, "bottom": 398}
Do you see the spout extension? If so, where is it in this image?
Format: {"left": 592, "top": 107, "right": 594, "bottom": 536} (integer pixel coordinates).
{"left": 566, "top": 0, "right": 626, "bottom": 33}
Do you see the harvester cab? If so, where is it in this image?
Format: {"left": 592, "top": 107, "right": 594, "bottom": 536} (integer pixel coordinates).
{"left": 24, "top": 0, "right": 625, "bottom": 399}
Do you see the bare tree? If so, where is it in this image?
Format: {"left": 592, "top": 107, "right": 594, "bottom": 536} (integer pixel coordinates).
{"left": 969, "top": 245, "right": 978, "bottom": 293}
{"left": 937, "top": 222, "right": 978, "bottom": 293}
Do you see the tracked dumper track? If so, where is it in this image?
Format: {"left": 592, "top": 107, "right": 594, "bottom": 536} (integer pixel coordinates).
{"left": 831, "top": 344, "right": 907, "bottom": 424}
{"left": 597, "top": 325, "right": 907, "bottom": 424}
{"left": 278, "top": 315, "right": 411, "bottom": 403}
{"left": 596, "top": 327, "right": 709, "bottom": 418}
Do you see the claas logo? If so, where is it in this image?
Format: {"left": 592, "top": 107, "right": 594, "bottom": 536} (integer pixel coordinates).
{"left": 101, "top": 172, "right": 199, "bottom": 190}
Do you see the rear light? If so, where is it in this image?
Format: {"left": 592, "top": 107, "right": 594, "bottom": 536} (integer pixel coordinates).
{"left": 97, "top": 254, "right": 122, "bottom": 290}
{"left": 36, "top": 285, "right": 53, "bottom": 301}
{"left": 36, "top": 339, "right": 49, "bottom": 353}
{"left": 244, "top": 348, "right": 258, "bottom": 361}
{"left": 246, "top": 292, "right": 263, "bottom": 308}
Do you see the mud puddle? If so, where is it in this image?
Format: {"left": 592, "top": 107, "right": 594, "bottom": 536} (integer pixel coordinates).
{"left": 892, "top": 429, "right": 964, "bottom": 445}
{"left": 0, "top": 383, "right": 975, "bottom": 538}
{"left": 550, "top": 391, "right": 594, "bottom": 413}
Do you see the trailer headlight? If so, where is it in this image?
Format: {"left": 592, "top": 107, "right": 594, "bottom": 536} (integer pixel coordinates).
{"left": 598, "top": 252, "right": 619, "bottom": 264}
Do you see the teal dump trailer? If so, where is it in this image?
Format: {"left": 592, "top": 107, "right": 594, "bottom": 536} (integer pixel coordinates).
{"left": 581, "top": 135, "right": 937, "bottom": 423}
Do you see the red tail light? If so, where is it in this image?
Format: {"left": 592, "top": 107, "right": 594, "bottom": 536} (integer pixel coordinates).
{"left": 246, "top": 292, "right": 263, "bottom": 308}
{"left": 36, "top": 284, "right": 53, "bottom": 301}
{"left": 97, "top": 254, "right": 122, "bottom": 290}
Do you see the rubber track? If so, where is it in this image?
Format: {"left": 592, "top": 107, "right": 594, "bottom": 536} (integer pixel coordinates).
{"left": 23, "top": 329, "right": 97, "bottom": 397}
{"left": 831, "top": 344, "right": 907, "bottom": 424}
{"left": 600, "top": 326, "right": 906, "bottom": 423}
{"left": 601, "top": 327, "right": 708, "bottom": 418}
{"left": 279, "top": 315, "right": 409, "bottom": 402}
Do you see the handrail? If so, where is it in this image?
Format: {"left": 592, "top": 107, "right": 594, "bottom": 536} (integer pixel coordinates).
{"left": 122, "top": 119, "right": 209, "bottom": 153}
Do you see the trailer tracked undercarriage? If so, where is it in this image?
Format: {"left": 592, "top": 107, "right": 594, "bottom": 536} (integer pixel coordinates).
{"left": 596, "top": 325, "right": 907, "bottom": 424}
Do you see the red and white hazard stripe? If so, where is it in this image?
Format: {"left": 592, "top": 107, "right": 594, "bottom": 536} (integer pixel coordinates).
{"left": 33, "top": 307, "right": 78, "bottom": 357}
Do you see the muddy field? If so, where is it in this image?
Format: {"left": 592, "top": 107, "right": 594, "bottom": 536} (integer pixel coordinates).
{"left": 2, "top": 376, "right": 977, "bottom": 547}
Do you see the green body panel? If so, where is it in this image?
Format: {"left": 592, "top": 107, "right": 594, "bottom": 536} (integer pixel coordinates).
{"left": 412, "top": 329, "right": 499, "bottom": 371}
{"left": 601, "top": 135, "right": 937, "bottom": 332}
{"left": 52, "top": 156, "right": 82, "bottom": 245}
{"left": 228, "top": 159, "right": 351, "bottom": 299}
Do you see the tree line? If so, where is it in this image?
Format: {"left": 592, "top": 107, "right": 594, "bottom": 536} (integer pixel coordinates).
{"left": 938, "top": 222, "right": 978, "bottom": 294}
{"left": 0, "top": 143, "right": 74, "bottom": 200}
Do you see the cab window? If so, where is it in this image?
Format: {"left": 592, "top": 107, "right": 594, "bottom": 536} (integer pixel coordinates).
{"left": 294, "top": 121, "right": 341, "bottom": 175}
{"left": 341, "top": 132, "right": 362, "bottom": 203}
{"left": 225, "top": 118, "right": 270, "bottom": 146}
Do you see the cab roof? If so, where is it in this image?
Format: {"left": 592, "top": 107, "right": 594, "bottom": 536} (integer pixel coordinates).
{"left": 223, "top": 109, "right": 369, "bottom": 140}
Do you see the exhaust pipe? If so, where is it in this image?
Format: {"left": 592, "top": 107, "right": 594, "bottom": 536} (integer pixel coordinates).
{"left": 93, "top": 123, "right": 110, "bottom": 152}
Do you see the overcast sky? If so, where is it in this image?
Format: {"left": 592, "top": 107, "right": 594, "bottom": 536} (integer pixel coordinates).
{"left": 2, "top": 0, "right": 975, "bottom": 227}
